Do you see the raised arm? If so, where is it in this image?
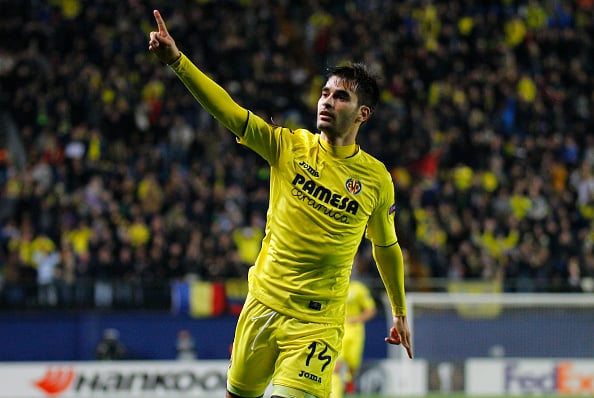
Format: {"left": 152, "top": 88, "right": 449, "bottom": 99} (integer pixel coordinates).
{"left": 148, "top": 9, "right": 181, "bottom": 64}
{"left": 148, "top": 9, "right": 249, "bottom": 136}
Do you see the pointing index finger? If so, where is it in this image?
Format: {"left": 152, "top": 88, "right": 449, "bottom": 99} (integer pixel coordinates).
{"left": 153, "top": 9, "right": 168, "bottom": 36}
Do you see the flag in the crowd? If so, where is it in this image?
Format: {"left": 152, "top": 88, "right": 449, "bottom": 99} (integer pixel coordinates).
{"left": 225, "top": 279, "right": 249, "bottom": 315}
{"left": 172, "top": 281, "right": 226, "bottom": 317}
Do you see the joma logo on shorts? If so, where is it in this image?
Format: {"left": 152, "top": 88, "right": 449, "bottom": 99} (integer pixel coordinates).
{"left": 298, "top": 370, "right": 322, "bottom": 383}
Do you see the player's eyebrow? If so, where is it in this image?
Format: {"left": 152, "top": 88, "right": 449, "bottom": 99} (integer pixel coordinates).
{"left": 321, "top": 86, "right": 352, "bottom": 99}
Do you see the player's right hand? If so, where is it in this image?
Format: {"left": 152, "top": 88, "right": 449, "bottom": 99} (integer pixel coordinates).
{"left": 148, "top": 9, "right": 181, "bottom": 64}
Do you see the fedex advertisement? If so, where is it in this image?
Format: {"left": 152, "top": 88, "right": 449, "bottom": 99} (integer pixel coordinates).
{"left": 0, "top": 361, "right": 230, "bottom": 397}
{"left": 466, "top": 359, "right": 594, "bottom": 396}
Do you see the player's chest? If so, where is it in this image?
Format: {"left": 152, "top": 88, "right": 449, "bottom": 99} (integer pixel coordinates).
{"left": 279, "top": 152, "right": 375, "bottom": 222}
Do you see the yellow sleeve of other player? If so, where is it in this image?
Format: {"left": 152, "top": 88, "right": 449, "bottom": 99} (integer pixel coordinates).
{"left": 346, "top": 280, "right": 376, "bottom": 319}
{"left": 168, "top": 53, "right": 249, "bottom": 137}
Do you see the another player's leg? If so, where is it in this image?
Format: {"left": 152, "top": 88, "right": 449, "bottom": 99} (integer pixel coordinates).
{"left": 340, "top": 330, "right": 363, "bottom": 394}
{"left": 343, "top": 366, "right": 355, "bottom": 395}
{"left": 330, "top": 359, "right": 346, "bottom": 398}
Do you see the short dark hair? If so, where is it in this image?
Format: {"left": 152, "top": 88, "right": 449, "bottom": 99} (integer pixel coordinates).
{"left": 326, "top": 62, "right": 380, "bottom": 112}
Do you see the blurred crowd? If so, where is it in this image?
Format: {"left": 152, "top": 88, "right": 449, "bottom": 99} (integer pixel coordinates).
{"left": 1, "top": 0, "right": 593, "bottom": 309}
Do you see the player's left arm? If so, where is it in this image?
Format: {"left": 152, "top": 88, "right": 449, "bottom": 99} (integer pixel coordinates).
{"left": 372, "top": 243, "right": 413, "bottom": 358}
{"left": 372, "top": 243, "right": 406, "bottom": 317}
{"left": 365, "top": 174, "right": 413, "bottom": 358}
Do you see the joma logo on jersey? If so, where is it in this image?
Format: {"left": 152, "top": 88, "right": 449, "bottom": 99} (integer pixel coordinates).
{"left": 298, "top": 161, "right": 320, "bottom": 177}
{"left": 292, "top": 173, "right": 359, "bottom": 215}
{"left": 298, "top": 370, "right": 322, "bottom": 384}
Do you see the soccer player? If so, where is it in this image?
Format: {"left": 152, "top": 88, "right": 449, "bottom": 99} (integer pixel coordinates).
{"left": 148, "top": 9, "right": 413, "bottom": 398}
{"left": 331, "top": 277, "right": 377, "bottom": 398}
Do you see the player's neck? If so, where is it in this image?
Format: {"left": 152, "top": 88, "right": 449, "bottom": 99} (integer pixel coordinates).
{"left": 320, "top": 131, "right": 357, "bottom": 147}
{"left": 319, "top": 136, "right": 359, "bottom": 158}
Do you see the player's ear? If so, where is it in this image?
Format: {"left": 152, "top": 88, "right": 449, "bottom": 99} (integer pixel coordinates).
{"left": 357, "top": 105, "right": 371, "bottom": 123}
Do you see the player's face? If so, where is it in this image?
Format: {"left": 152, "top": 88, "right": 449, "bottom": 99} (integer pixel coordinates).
{"left": 317, "top": 76, "right": 364, "bottom": 139}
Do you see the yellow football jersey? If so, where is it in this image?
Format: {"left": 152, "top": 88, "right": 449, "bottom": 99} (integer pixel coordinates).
{"left": 239, "top": 113, "right": 397, "bottom": 324}
{"left": 345, "top": 279, "right": 376, "bottom": 325}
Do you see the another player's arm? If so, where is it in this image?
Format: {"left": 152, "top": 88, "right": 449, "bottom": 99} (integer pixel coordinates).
{"left": 347, "top": 285, "right": 377, "bottom": 324}
{"left": 348, "top": 306, "right": 376, "bottom": 324}
{"left": 148, "top": 9, "right": 248, "bottom": 137}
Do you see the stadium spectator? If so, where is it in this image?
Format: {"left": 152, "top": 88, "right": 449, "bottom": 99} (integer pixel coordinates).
{"left": 95, "top": 328, "right": 127, "bottom": 361}
{"left": 176, "top": 328, "right": 197, "bottom": 361}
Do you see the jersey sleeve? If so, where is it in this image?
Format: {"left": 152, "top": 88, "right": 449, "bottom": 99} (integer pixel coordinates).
{"left": 236, "top": 111, "right": 286, "bottom": 166}
{"left": 168, "top": 53, "right": 249, "bottom": 137}
{"left": 365, "top": 172, "right": 398, "bottom": 246}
